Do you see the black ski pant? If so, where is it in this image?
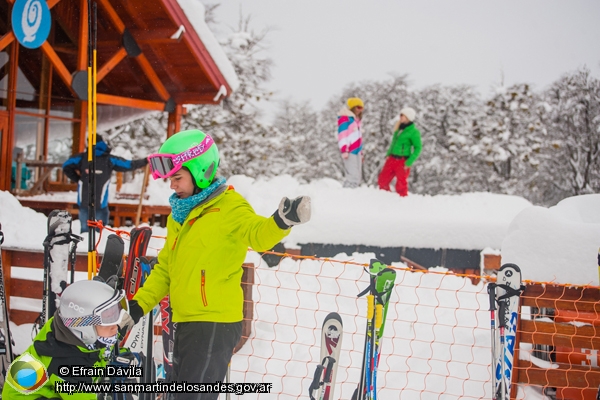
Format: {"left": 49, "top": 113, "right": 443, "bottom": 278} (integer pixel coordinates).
{"left": 167, "top": 321, "right": 242, "bottom": 400}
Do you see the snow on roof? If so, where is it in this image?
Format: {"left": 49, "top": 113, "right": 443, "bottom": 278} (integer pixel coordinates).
{"left": 177, "top": 0, "right": 240, "bottom": 93}
{"left": 501, "top": 193, "right": 600, "bottom": 286}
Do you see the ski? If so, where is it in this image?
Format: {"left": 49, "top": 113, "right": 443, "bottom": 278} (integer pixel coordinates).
{"left": 353, "top": 259, "right": 396, "bottom": 400}
{"left": 39, "top": 210, "right": 82, "bottom": 330}
{"left": 0, "top": 224, "right": 15, "bottom": 390}
{"left": 95, "top": 234, "right": 125, "bottom": 287}
{"left": 371, "top": 263, "right": 396, "bottom": 400}
{"left": 309, "top": 312, "right": 343, "bottom": 400}
{"left": 120, "top": 227, "right": 155, "bottom": 399}
{"left": 492, "top": 263, "right": 525, "bottom": 400}
{"left": 123, "top": 227, "right": 153, "bottom": 301}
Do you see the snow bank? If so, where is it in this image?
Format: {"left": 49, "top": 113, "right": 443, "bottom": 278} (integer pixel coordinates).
{"left": 501, "top": 194, "right": 600, "bottom": 285}
{"left": 0, "top": 190, "right": 48, "bottom": 248}
{"left": 228, "top": 174, "right": 532, "bottom": 250}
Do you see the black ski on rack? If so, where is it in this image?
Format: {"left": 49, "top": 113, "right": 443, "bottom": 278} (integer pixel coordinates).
{"left": 95, "top": 234, "right": 125, "bottom": 287}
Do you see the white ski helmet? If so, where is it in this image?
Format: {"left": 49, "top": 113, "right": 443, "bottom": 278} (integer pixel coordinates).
{"left": 58, "top": 280, "right": 128, "bottom": 345}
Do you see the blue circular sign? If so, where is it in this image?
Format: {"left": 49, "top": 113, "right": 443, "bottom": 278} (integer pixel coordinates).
{"left": 11, "top": 0, "right": 51, "bottom": 49}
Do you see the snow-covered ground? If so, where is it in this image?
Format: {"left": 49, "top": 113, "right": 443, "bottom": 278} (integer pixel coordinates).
{"left": 1, "top": 175, "right": 599, "bottom": 399}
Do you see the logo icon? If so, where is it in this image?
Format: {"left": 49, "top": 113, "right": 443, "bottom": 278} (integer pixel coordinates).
{"left": 68, "top": 301, "right": 85, "bottom": 313}
{"left": 11, "top": 0, "right": 51, "bottom": 49}
{"left": 6, "top": 352, "right": 49, "bottom": 394}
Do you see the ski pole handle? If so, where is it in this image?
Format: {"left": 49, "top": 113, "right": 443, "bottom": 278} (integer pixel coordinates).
{"left": 323, "top": 356, "right": 336, "bottom": 384}
{"left": 367, "top": 295, "right": 375, "bottom": 319}
{"left": 488, "top": 283, "right": 497, "bottom": 311}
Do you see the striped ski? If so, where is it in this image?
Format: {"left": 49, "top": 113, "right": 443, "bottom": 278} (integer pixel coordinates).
{"left": 492, "top": 263, "right": 525, "bottom": 400}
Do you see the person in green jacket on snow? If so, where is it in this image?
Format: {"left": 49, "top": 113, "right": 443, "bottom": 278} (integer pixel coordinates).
{"left": 2, "top": 279, "right": 129, "bottom": 399}
{"left": 378, "top": 107, "right": 422, "bottom": 196}
{"left": 130, "top": 129, "right": 311, "bottom": 399}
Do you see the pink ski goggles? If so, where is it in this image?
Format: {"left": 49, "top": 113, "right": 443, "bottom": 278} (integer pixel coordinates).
{"left": 148, "top": 135, "right": 214, "bottom": 179}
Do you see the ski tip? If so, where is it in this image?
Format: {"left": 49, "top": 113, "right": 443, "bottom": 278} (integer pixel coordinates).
{"left": 499, "top": 263, "right": 521, "bottom": 273}
{"left": 369, "top": 258, "right": 387, "bottom": 272}
{"left": 322, "top": 312, "right": 343, "bottom": 326}
{"left": 106, "top": 234, "right": 125, "bottom": 245}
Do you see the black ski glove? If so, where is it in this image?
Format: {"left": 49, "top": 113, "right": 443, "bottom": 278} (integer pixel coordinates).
{"left": 128, "top": 299, "right": 145, "bottom": 325}
{"left": 272, "top": 196, "right": 311, "bottom": 230}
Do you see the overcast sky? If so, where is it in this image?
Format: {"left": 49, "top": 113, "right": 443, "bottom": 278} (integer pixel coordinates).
{"left": 213, "top": 0, "right": 600, "bottom": 115}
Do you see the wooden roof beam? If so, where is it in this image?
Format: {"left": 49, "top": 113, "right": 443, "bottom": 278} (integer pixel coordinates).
{"left": 96, "top": 93, "right": 166, "bottom": 111}
{"left": 135, "top": 54, "right": 170, "bottom": 102}
{"left": 96, "top": 0, "right": 126, "bottom": 33}
{"left": 97, "top": 47, "right": 127, "bottom": 82}
{"left": 77, "top": 0, "right": 88, "bottom": 71}
{"left": 0, "top": 32, "right": 14, "bottom": 52}
{"left": 40, "top": 42, "right": 74, "bottom": 90}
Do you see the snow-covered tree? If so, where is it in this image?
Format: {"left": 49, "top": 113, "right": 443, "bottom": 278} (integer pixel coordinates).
{"left": 271, "top": 100, "right": 326, "bottom": 181}
{"left": 478, "top": 83, "right": 547, "bottom": 198}
{"left": 412, "top": 84, "right": 484, "bottom": 195}
{"left": 541, "top": 68, "right": 600, "bottom": 201}
{"left": 103, "top": 113, "right": 166, "bottom": 159}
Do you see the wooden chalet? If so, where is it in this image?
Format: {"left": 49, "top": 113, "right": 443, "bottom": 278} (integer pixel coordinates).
{"left": 0, "top": 0, "right": 236, "bottom": 222}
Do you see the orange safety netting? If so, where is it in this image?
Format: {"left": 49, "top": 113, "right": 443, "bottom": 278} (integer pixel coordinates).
{"left": 107, "top": 229, "right": 600, "bottom": 399}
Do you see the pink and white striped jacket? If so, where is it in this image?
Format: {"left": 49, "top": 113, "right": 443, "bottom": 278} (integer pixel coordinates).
{"left": 337, "top": 107, "right": 363, "bottom": 155}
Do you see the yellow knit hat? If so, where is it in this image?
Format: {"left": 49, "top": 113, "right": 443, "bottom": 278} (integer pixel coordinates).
{"left": 347, "top": 97, "right": 364, "bottom": 110}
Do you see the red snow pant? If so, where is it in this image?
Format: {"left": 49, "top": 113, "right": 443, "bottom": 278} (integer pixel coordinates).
{"left": 378, "top": 156, "right": 410, "bottom": 196}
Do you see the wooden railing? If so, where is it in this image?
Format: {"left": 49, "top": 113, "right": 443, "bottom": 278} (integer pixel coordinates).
{"left": 0, "top": 247, "right": 254, "bottom": 353}
{"left": 514, "top": 284, "right": 600, "bottom": 399}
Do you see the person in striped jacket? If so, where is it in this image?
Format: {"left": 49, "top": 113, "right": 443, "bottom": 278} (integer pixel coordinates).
{"left": 337, "top": 97, "right": 364, "bottom": 188}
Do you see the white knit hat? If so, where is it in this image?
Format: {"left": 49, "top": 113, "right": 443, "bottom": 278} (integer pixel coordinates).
{"left": 400, "top": 107, "right": 416, "bottom": 121}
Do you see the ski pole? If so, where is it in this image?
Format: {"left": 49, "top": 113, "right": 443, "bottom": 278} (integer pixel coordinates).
{"left": 372, "top": 303, "right": 383, "bottom": 400}
{"left": 309, "top": 363, "right": 324, "bottom": 400}
{"left": 320, "top": 356, "right": 336, "bottom": 400}
{"left": 365, "top": 294, "right": 376, "bottom": 400}
{"left": 353, "top": 318, "right": 369, "bottom": 400}
{"left": 497, "top": 300, "right": 508, "bottom": 400}
{"left": 488, "top": 282, "right": 497, "bottom": 399}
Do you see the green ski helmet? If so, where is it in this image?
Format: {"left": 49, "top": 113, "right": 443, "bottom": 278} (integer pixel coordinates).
{"left": 157, "top": 129, "right": 219, "bottom": 189}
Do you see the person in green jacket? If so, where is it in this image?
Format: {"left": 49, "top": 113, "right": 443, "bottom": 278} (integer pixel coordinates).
{"left": 132, "top": 129, "right": 311, "bottom": 399}
{"left": 2, "top": 279, "right": 129, "bottom": 399}
{"left": 378, "top": 107, "right": 422, "bottom": 196}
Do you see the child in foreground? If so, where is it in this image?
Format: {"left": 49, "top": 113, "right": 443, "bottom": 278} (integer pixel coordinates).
{"left": 2, "top": 279, "right": 129, "bottom": 399}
